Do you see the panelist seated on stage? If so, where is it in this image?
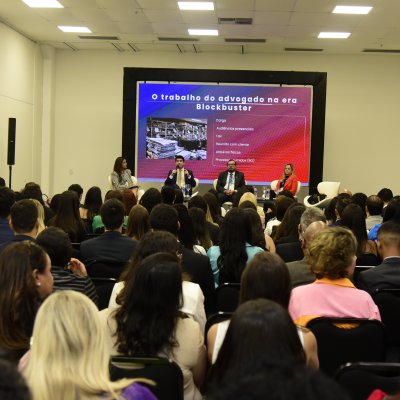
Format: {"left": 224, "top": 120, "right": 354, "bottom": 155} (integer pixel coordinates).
{"left": 110, "top": 156, "right": 138, "bottom": 191}
{"left": 216, "top": 159, "right": 246, "bottom": 204}
{"left": 164, "top": 155, "right": 196, "bottom": 196}
{"left": 275, "top": 163, "right": 299, "bottom": 197}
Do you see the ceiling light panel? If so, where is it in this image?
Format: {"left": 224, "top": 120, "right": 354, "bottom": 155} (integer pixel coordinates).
{"left": 22, "top": 0, "right": 63, "bottom": 7}
{"left": 333, "top": 6, "right": 373, "bottom": 15}
{"left": 188, "top": 29, "right": 218, "bottom": 35}
{"left": 318, "top": 32, "right": 351, "bottom": 39}
{"left": 58, "top": 26, "right": 92, "bottom": 33}
{"left": 178, "top": 2, "right": 214, "bottom": 10}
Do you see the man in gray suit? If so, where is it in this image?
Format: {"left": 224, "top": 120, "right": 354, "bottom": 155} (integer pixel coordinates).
{"left": 357, "top": 221, "right": 400, "bottom": 293}
{"left": 287, "top": 207, "right": 327, "bottom": 287}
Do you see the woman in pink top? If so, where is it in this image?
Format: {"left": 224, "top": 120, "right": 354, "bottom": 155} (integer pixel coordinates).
{"left": 289, "top": 227, "right": 380, "bottom": 326}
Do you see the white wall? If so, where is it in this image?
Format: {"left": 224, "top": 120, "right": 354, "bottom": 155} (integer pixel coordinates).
{"left": 52, "top": 49, "right": 400, "bottom": 198}
{"left": 2, "top": 20, "right": 399, "bottom": 198}
{"left": 0, "top": 22, "right": 43, "bottom": 191}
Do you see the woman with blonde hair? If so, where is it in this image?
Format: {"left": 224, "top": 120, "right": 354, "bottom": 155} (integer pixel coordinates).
{"left": 24, "top": 290, "right": 156, "bottom": 400}
{"left": 31, "top": 199, "right": 45, "bottom": 235}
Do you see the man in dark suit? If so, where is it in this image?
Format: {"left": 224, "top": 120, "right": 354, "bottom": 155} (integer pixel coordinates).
{"left": 149, "top": 203, "right": 215, "bottom": 315}
{"left": 80, "top": 198, "right": 137, "bottom": 263}
{"left": 357, "top": 221, "right": 400, "bottom": 293}
{"left": 164, "top": 155, "right": 196, "bottom": 196}
{"left": 216, "top": 159, "right": 246, "bottom": 205}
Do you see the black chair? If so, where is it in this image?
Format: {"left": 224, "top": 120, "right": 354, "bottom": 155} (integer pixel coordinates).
{"left": 275, "top": 242, "right": 303, "bottom": 262}
{"left": 373, "top": 288, "right": 400, "bottom": 359}
{"left": 110, "top": 356, "right": 184, "bottom": 400}
{"left": 306, "top": 317, "right": 386, "bottom": 377}
{"left": 204, "top": 311, "right": 232, "bottom": 342}
{"left": 335, "top": 362, "right": 400, "bottom": 400}
{"left": 215, "top": 283, "right": 240, "bottom": 312}
{"left": 90, "top": 277, "right": 117, "bottom": 310}
{"left": 86, "top": 260, "right": 126, "bottom": 280}
{"left": 351, "top": 265, "right": 375, "bottom": 286}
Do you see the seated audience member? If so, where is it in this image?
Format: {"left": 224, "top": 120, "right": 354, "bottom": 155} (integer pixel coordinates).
{"left": 173, "top": 204, "right": 201, "bottom": 253}
{"left": 122, "top": 188, "right": 137, "bottom": 216}
{"left": 365, "top": 195, "right": 384, "bottom": 230}
{"left": 207, "top": 252, "right": 318, "bottom": 368}
{"left": 68, "top": 183, "right": 84, "bottom": 206}
{"left": 0, "top": 242, "right": 53, "bottom": 363}
{"left": 287, "top": 208, "right": 327, "bottom": 287}
{"left": 203, "top": 192, "right": 224, "bottom": 226}
{"left": 92, "top": 190, "right": 128, "bottom": 233}
{"left": 49, "top": 193, "right": 60, "bottom": 214}
{"left": 0, "top": 360, "right": 31, "bottom": 400}
{"left": 351, "top": 192, "right": 368, "bottom": 217}
{"left": 215, "top": 159, "right": 246, "bottom": 205}
{"left": 241, "top": 207, "right": 275, "bottom": 253}
{"left": 161, "top": 185, "right": 176, "bottom": 204}
{"left": 24, "top": 291, "right": 156, "bottom": 400}
{"left": 272, "top": 204, "right": 306, "bottom": 244}
{"left": 207, "top": 363, "right": 350, "bottom": 400}
{"left": 31, "top": 199, "right": 45, "bottom": 235}
{"left": 20, "top": 182, "right": 54, "bottom": 224}
{"left": 378, "top": 188, "right": 394, "bottom": 209}
{"left": 81, "top": 199, "right": 137, "bottom": 264}
{"left": 188, "top": 207, "right": 213, "bottom": 253}
{"left": 369, "top": 197, "right": 400, "bottom": 241}
{"left": 139, "top": 188, "right": 162, "bottom": 214}
{"left": 99, "top": 253, "right": 206, "bottom": 400}
{"left": 357, "top": 221, "right": 400, "bottom": 293}
{"left": 79, "top": 186, "right": 103, "bottom": 231}
{"left": 0, "top": 199, "right": 39, "bottom": 252}
{"left": 207, "top": 299, "right": 306, "bottom": 388}
{"left": 238, "top": 191, "right": 266, "bottom": 229}
{"left": 0, "top": 177, "right": 5, "bottom": 187}
{"left": 36, "top": 227, "right": 98, "bottom": 304}
{"left": 125, "top": 204, "right": 150, "bottom": 241}
{"left": 109, "top": 231, "right": 206, "bottom": 331}
{"left": 332, "top": 195, "right": 352, "bottom": 226}
{"left": 47, "top": 191, "right": 87, "bottom": 242}
{"left": 341, "top": 203, "right": 379, "bottom": 266}
{"left": 0, "top": 186, "right": 15, "bottom": 244}
{"left": 264, "top": 194, "right": 295, "bottom": 236}
{"left": 188, "top": 195, "right": 220, "bottom": 245}
{"left": 289, "top": 227, "right": 381, "bottom": 327}
{"left": 110, "top": 156, "right": 138, "bottom": 191}
{"left": 207, "top": 208, "right": 264, "bottom": 287}
{"left": 149, "top": 204, "right": 215, "bottom": 315}
{"left": 174, "top": 187, "right": 184, "bottom": 204}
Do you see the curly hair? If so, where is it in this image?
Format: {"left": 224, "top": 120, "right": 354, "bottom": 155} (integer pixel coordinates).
{"left": 307, "top": 227, "right": 357, "bottom": 280}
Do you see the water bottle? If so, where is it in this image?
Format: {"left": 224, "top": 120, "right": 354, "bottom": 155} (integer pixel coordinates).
{"left": 254, "top": 186, "right": 258, "bottom": 199}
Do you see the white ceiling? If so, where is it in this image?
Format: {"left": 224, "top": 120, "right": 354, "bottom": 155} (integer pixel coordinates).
{"left": 1, "top": 0, "right": 399, "bottom": 54}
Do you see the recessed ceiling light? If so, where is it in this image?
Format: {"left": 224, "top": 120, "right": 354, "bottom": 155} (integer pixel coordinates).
{"left": 178, "top": 2, "right": 214, "bottom": 10}
{"left": 22, "top": 0, "right": 63, "bottom": 7}
{"left": 58, "top": 26, "right": 92, "bottom": 33}
{"left": 333, "top": 6, "right": 372, "bottom": 14}
{"left": 318, "top": 32, "right": 351, "bottom": 39}
{"left": 188, "top": 29, "right": 218, "bottom": 36}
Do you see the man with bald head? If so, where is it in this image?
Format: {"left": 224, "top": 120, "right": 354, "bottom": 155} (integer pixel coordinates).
{"left": 357, "top": 221, "right": 400, "bottom": 293}
{"left": 287, "top": 207, "right": 327, "bottom": 287}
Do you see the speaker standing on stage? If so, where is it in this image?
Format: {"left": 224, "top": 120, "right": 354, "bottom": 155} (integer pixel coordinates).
{"left": 216, "top": 159, "right": 246, "bottom": 204}
{"left": 165, "top": 155, "right": 196, "bottom": 196}
{"left": 276, "top": 163, "right": 299, "bottom": 196}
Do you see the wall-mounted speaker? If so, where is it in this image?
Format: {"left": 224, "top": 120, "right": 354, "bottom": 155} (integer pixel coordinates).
{"left": 7, "top": 118, "right": 16, "bottom": 166}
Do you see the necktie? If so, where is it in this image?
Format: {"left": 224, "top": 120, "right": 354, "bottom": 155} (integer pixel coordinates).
{"left": 178, "top": 169, "right": 183, "bottom": 188}
{"left": 228, "top": 173, "right": 233, "bottom": 189}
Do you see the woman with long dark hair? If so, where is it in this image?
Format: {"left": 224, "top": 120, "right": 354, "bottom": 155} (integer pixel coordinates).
{"left": 48, "top": 190, "right": 87, "bottom": 242}
{"left": 110, "top": 157, "right": 137, "bottom": 191}
{"left": 79, "top": 186, "right": 103, "bottom": 231}
{"left": 188, "top": 207, "right": 213, "bottom": 251}
{"left": 125, "top": 204, "right": 150, "bottom": 241}
{"left": 207, "top": 208, "right": 264, "bottom": 286}
{"left": 100, "top": 252, "right": 206, "bottom": 400}
{"left": 0, "top": 241, "right": 53, "bottom": 363}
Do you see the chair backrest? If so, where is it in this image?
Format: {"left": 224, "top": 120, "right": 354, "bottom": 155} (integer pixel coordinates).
{"left": 108, "top": 174, "right": 114, "bottom": 190}
{"left": 110, "top": 356, "right": 184, "bottom": 400}
{"left": 213, "top": 179, "right": 217, "bottom": 190}
{"left": 193, "top": 178, "right": 199, "bottom": 191}
{"left": 90, "top": 277, "right": 117, "bottom": 310}
{"left": 335, "top": 362, "right": 400, "bottom": 400}
{"left": 373, "top": 289, "right": 400, "bottom": 346}
{"left": 307, "top": 317, "right": 386, "bottom": 377}
{"left": 86, "top": 260, "right": 126, "bottom": 280}
{"left": 215, "top": 283, "right": 240, "bottom": 312}
{"left": 351, "top": 265, "right": 375, "bottom": 287}
{"left": 270, "top": 179, "right": 279, "bottom": 191}
{"left": 205, "top": 312, "right": 233, "bottom": 340}
{"left": 275, "top": 242, "right": 303, "bottom": 262}
{"left": 317, "top": 181, "right": 341, "bottom": 198}
{"left": 295, "top": 180, "right": 301, "bottom": 196}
